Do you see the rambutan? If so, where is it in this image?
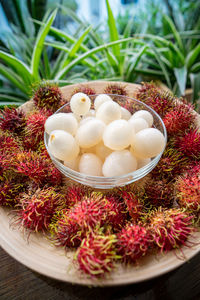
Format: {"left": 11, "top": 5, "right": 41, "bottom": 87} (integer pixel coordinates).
{"left": 163, "top": 103, "right": 196, "bottom": 135}
{"left": 36, "top": 141, "right": 50, "bottom": 159}
{"left": 75, "top": 232, "right": 118, "bottom": 278}
{"left": 136, "top": 82, "right": 174, "bottom": 117}
{"left": 175, "top": 129, "right": 200, "bottom": 160}
{"left": 13, "top": 151, "right": 62, "bottom": 186}
{"left": 0, "top": 107, "right": 26, "bottom": 135}
{"left": 17, "top": 186, "right": 62, "bottom": 232}
{"left": 33, "top": 82, "right": 63, "bottom": 112}
{"left": 63, "top": 184, "right": 88, "bottom": 208}
{"left": 120, "top": 190, "right": 144, "bottom": 222}
{"left": 0, "top": 179, "right": 25, "bottom": 207}
{"left": 152, "top": 146, "right": 189, "bottom": 180}
{"left": 116, "top": 224, "right": 152, "bottom": 263}
{"left": 145, "top": 178, "right": 174, "bottom": 208}
{"left": 104, "top": 84, "right": 127, "bottom": 97}
{"left": 175, "top": 165, "right": 200, "bottom": 212}
{"left": 0, "top": 131, "right": 22, "bottom": 154}
{"left": 71, "top": 86, "right": 96, "bottom": 97}
{"left": 148, "top": 207, "right": 194, "bottom": 252}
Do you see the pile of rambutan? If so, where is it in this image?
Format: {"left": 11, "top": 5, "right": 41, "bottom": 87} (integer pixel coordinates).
{"left": 0, "top": 81, "right": 200, "bottom": 280}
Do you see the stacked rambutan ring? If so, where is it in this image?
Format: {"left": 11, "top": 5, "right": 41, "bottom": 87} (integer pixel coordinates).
{"left": 45, "top": 93, "right": 165, "bottom": 177}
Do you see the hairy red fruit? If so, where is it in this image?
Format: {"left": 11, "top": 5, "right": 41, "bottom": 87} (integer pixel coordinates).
{"left": 148, "top": 208, "right": 194, "bottom": 252}
{"left": 116, "top": 224, "right": 152, "bottom": 263}
{"left": 104, "top": 84, "right": 127, "bottom": 96}
{"left": 104, "top": 195, "right": 126, "bottom": 231}
{"left": 18, "top": 187, "right": 62, "bottom": 232}
{"left": 0, "top": 179, "right": 25, "bottom": 207}
{"left": 33, "top": 83, "right": 63, "bottom": 112}
{"left": 63, "top": 185, "right": 88, "bottom": 208}
{"left": 120, "top": 191, "right": 144, "bottom": 222}
{"left": 163, "top": 103, "right": 195, "bottom": 135}
{"left": 75, "top": 232, "right": 117, "bottom": 278}
{"left": 0, "top": 107, "right": 26, "bottom": 135}
{"left": 71, "top": 86, "right": 96, "bottom": 97}
{"left": 0, "top": 131, "right": 22, "bottom": 154}
{"left": 175, "top": 129, "right": 200, "bottom": 160}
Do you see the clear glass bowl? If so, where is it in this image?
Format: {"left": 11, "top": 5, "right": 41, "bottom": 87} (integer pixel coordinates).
{"left": 44, "top": 94, "right": 167, "bottom": 189}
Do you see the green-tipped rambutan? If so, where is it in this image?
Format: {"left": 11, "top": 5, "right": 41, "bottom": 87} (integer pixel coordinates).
{"left": 33, "top": 83, "right": 63, "bottom": 112}
{"left": 17, "top": 186, "right": 62, "bottom": 232}
{"left": 36, "top": 141, "right": 50, "bottom": 159}
{"left": 71, "top": 86, "right": 96, "bottom": 97}
{"left": 0, "top": 179, "right": 25, "bottom": 207}
{"left": 145, "top": 178, "right": 174, "bottom": 208}
{"left": 0, "top": 107, "right": 26, "bottom": 135}
{"left": 104, "top": 84, "right": 127, "bottom": 96}
{"left": 13, "top": 151, "right": 62, "bottom": 186}
{"left": 75, "top": 232, "right": 118, "bottom": 278}
{"left": 63, "top": 184, "right": 88, "bottom": 208}
{"left": 136, "top": 82, "right": 174, "bottom": 117}
{"left": 163, "top": 103, "right": 196, "bottom": 135}
{"left": 175, "top": 129, "right": 200, "bottom": 160}
{"left": 175, "top": 165, "right": 200, "bottom": 212}
{"left": 120, "top": 190, "right": 144, "bottom": 222}
{"left": 148, "top": 207, "right": 194, "bottom": 252}
{"left": 0, "top": 131, "right": 22, "bottom": 154}
{"left": 116, "top": 224, "right": 152, "bottom": 263}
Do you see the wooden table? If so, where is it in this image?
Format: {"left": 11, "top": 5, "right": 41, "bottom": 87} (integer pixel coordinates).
{"left": 1, "top": 246, "right": 200, "bottom": 300}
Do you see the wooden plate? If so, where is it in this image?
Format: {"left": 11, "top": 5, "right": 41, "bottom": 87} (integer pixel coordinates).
{"left": 0, "top": 81, "right": 200, "bottom": 286}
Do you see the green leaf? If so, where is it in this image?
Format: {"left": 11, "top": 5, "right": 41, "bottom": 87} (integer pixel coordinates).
{"left": 126, "top": 45, "right": 148, "bottom": 79}
{"left": 31, "top": 10, "right": 57, "bottom": 80}
{"left": 186, "top": 43, "right": 200, "bottom": 69}
{"left": 0, "top": 94, "right": 25, "bottom": 103}
{"left": 55, "top": 37, "right": 135, "bottom": 80}
{"left": 0, "top": 51, "right": 32, "bottom": 84}
{"left": 162, "top": 14, "right": 184, "bottom": 52}
{"left": 174, "top": 66, "right": 187, "bottom": 95}
{"left": 191, "top": 62, "right": 200, "bottom": 73}
{"left": 0, "top": 63, "right": 29, "bottom": 94}
{"left": 63, "top": 26, "right": 92, "bottom": 68}
{"left": 105, "top": 0, "right": 120, "bottom": 58}
{"left": 190, "top": 72, "right": 200, "bottom": 105}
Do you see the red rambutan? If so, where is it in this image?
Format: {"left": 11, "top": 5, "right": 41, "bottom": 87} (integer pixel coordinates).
{"left": 0, "top": 179, "right": 25, "bottom": 207}
{"left": 175, "top": 165, "right": 200, "bottom": 212}
{"left": 175, "top": 129, "right": 200, "bottom": 160}
{"left": 36, "top": 141, "right": 50, "bottom": 159}
{"left": 0, "top": 107, "right": 26, "bottom": 135}
{"left": 120, "top": 190, "right": 144, "bottom": 222}
{"left": 136, "top": 82, "right": 174, "bottom": 117}
{"left": 13, "top": 151, "right": 62, "bottom": 186}
{"left": 148, "top": 207, "right": 194, "bottom": 252}
{"left": 75, "top": 232, "right": 118, "bottom": 278}
{"left": 63, "top": 184, "right": 88, "bottom": 208}
{"left": 0, "top": 131, "right": 22, "bottom": 154}
{"left": 33, "top": 83, "right": 63, "bottom": 112}
{"left": 116, "top": 224, "right": 152, "bottom": 263}
{"left": 17, "top": 186, "right": 62, "bottom": 232}
{"left": 71, "top": 86, "right": 96, "bottom": 97}
{"left": 163, "top": 103, "right": 196, "bottom": 135}
{"left": 145, "top": 178, "right": 174, "bottom": 208}
{"left": 104, "top": 84, "right": 127, "bottom": 97}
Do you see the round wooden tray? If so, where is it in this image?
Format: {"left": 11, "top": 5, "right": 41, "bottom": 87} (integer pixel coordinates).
{"left": 0, "top": 81, "right": 200, "bottom": 286}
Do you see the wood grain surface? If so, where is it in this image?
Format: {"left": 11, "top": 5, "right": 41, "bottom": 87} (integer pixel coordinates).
{"left": 0, "top": 81, "right": 200, "bottom": 299}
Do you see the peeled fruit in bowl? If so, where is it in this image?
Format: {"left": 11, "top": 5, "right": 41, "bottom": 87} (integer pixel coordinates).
{"left": 76, "top": 119, "right": 105, "bottom": 148}
{"left": 120, "top": 107, "right": 131, "bottom": 120}
{"left": 131, "top": 110, "right": 153, "bottom": 127}
{"left": 102, "top": 150, "right": 137, "bottom": 177}
{"left": 45, "top": 113, "right": 78, "bottom": 135}
{"left": 128, "top": 117, "right": 149, "bottom": 133}
{"left": 95, "top": 141, "right": 112, "bottom": 161}
{"left": 96, "top": 101, "right": 121, "bottom": 124}
{"left": 103, "top": 119, "right": 131, "bottom": 150}
{"left": 94, "top": 94, "right": 113, "bottom": 110}
{"left": 131, "top": 128, "right": 165, "bottom": 159}
{"left": 70, "top": 92, "right": 91, "bottom": 116}
{"left": 79, "top": 153, "right": 103, "bottom": 176}
{"left": 48, "top": 130, "right": 79, "bottom": 161}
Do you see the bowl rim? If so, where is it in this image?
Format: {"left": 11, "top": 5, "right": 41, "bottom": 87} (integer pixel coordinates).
{"left": 44, "top": 94, "right": 167, "bottom": 181}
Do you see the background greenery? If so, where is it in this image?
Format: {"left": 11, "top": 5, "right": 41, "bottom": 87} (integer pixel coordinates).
{"left": 0, "top": 0, "right": 199, "bottom": 108}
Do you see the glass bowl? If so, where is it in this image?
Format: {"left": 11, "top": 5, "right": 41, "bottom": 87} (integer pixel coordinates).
{"left": 44, "top": 94, "right": 167, "bottom": 189}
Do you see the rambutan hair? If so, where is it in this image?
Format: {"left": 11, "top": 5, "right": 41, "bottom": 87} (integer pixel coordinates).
{"left": 33, "top": 82, "right": 63, "bottom": 112}
{"left": 17, "top": 186, "right": 63, "bottom": 232}
{"left": 163, "top": 103, "right": 196, "bottom": 135}
{"left": 0, "top": 179, "right": 25, "bottom": 207}
{"left": 120, "top": 190, "right": 144, "bottom": 222}
{"left": 0, "top": 131, "right": 22, "bottom": 154}
{"left": 0, "top": 107, "right": 26, "bottom": 135}
{"left": 116, "top": 223, "right": 152, "bottom": 263}
{"left": 175, "top": 165, "right": 200, "bottom": 213}
{"left": 104, "top": 84, "right": 127, "bottom": 97}
{"left": 71, "top": 86, "right": 96, "bottom": 97}
{"left": 175, "top": 129, "right": 200, "bottom": 160}
{"left": 148, "top": 207, "right": 194, "bottom": 252}
{"left": 75, "top": 232, "right": 118, "bottom": 278}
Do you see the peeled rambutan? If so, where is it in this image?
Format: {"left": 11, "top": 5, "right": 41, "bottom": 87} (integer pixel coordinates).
{"left": 13, "top": 151, "right": 62, "bottom": 186}
{"left": 136, "top": 82, "right": 174, "bottom": 117}
{"left": 148, "top": 207, "right": 194, "bottom": 252}
{"left": 145, "top": 178, "right": 174, "bottom": 208}
{"left": 163, "top": 103, "right": 196, "bottom": 135}
{"left": 175, "top": 129, "right": 200, "bottom": 160}
{"left": 175, "top": 165, "right": 200, "bottom": 212}
{"left": 116, "top": 223, "right": 152, "bottom": 263}
{"left": 0, "top": 107, "right": 26, "bottom": 135}
{"left": 17, "top": 186, "right": 62, "bottom": 232}
{"left": 33, "top": 82, "right": 63, "bottom": 112}
{"left": 75, "top": 232, "right": 118, "bottom": 278}
{"left": 152, "top": 146, "right": 189, "bottom": 180}
{"left": 104, "top": 84, "right": 127, "bottom": 97}
{"left": 120, "top": 190, "right": 144, "bottom": 222}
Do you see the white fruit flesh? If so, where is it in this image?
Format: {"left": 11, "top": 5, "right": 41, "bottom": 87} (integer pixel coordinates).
{"left": 96, "top": 101, "right": 121, "bottom": 124}
{"left": 45, "top": 113, "right": 78, "bottom": 135}
{"left": 94, "top": 94, "right": 113, "bottom": 110}
{"left": 131, "top": 110, "right": 153, "bottom": 127}
{"left": 79, "top": 153, "right": 103, "bottom": 176}
{"left": 70, "top": 92, "right": 91, "bottom": 116}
